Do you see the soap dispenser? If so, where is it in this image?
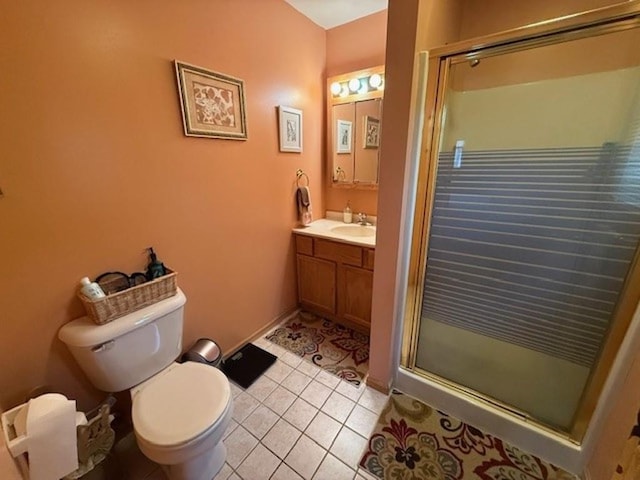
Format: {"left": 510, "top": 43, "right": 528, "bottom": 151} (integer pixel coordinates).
{"left": 343, "top": 201, "right": 353, "bottom": 224}
{"left": 146, "top": 247, "right": 166, "bottom": 280}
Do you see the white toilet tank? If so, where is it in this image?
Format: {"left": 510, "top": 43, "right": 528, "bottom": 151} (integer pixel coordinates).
{"left": 58, "top": 289, "right": 186, "bottom": 392}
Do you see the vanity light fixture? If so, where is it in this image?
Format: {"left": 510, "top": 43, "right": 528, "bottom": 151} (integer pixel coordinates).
{"left": 328, "top": 68, "right": 385, "bottom": 99}
{"left": 369, "top": 73, "right": 382, "bottom": 89}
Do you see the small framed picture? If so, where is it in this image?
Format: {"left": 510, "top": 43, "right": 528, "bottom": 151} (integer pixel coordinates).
{"left": 174, "top": 61, "right": 248, "bottom": 140}
{"left": 363, "top": 116, "right": 380, "bottom": 149}
{"left": 278, "top": 106, "right": 303, "bottom": 152}
{"left": 336, "top": 119, "right": 352, "bottom": 154}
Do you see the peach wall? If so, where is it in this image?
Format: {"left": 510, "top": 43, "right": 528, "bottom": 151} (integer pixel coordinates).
{"left": 459, "top": 0, "right": 623, "bottom": 39}
{"left": 0, "top": 0, "right": 325, "bottom": 411}
{"left": 326, "top": 11, "right": 388, "bottom": 78}
{"left": 324, "top": 11, "right": 387, "bottom": 217}
{"left": 368, "top": 0, "right": 464, "bottom": 389}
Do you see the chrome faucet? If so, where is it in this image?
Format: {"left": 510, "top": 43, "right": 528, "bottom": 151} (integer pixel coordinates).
{"left": 357, "top": 213, "right": 372, "bottom": 226}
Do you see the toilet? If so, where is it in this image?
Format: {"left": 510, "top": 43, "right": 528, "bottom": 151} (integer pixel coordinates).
{"left": 58, "top": 289, "right": 232, "bottom": 480}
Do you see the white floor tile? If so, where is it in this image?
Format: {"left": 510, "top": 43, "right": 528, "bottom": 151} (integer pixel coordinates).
{"left": 329, "top": 427, "right": 367, "bottom": 470}
{"left": 236, "top": 443, "right": 281, "bottom": 480}
{"left": 271, "top": 462, "right": 304, "bottom": 480}
{"left": 322, "top": 391, "right": 356, "bottom": 423}
{"left": 213, "top": 463, "right": 233, "bottom": 480}
{"left": 312, "top": 454, "right": 355, "bottom": 480}
{"left": 356, "top": 467, "right": 379, "bottom": 480}
{"left": 224, "top": 426, "right": 259, "bottom": 469}
{"left": 315, "top": 370, "right": 341, "bottom": 389}
{"left": 345, "top": 405, "right": 379, "bottom": 438}
{"left": 265, "top": 360, "right": 294, "bottom": 383}
{"left": 358, "top": 387, "right": 388, "bottom": 414}
{"left": 232, "top": 392, "right": 260, "bottom": 423}
{"left": 112, "top": 433, "right": 158, "bottom": 480}
{"left": 269, "top": 343, "right": 289, "bottom": 358}
{"left": 263, "top": 386, "right": 297, "bottom": 416}
{"left": 281, "top": 370, "right": 312, "bottom": 395}
{"left": 281, "top": 351, "right": 303, "bottom": 368}
{"left": 296, "top": 360, "right": 321, "bottom": 378}
{"left": 251, "top": 338, "right": 272, "bottom": 350}
{"left": 300, "top": 381, "right": 332, "bottom": 409}
{"left": 262, "top": 419, "right": 302, "bottom": 459}
{"left": 228, "top": 474, "right": 241, "bottom": 480}
{"left": 284, "top": 435, "right": 326, "bottom": 480}
{"left": 283, "top": 397, "right": 318, "bottom": 431}
{"left": 223, "top": 419, "right": 238, "bottom": 440}
{"left": 243, "top": 405, "right": 279, "bottom": 439}
{"left": 246, "top": 375, "right": 278, "bottom": 402}
{"left": 335, "top": 380, "right": 364, "bottom": 402}
{"left": 229, "top": 381, "right": 244, "bottom": 398}
{"left": 305, "top": 412, "right": 342, "bottom": 449}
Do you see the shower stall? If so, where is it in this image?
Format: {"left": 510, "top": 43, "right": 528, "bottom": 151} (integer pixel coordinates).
{"left": 398, "top": 2, "right": 640, "bottom": 472}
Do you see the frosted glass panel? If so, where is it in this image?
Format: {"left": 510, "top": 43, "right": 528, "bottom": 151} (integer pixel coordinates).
{"left": 416, "top": 28, "right": 640, "bottom": 430}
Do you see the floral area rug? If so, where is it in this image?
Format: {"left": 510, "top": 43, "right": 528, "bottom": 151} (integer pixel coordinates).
{"left": 266, "top": 311, "right": 369, "bottom": 386}
{"left": 360, "top": 390, "right": 578, "bottom": 480}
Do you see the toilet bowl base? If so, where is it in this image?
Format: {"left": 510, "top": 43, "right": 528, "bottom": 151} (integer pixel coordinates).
{"left": 161, "top": 441, "right": 226, "bottom": 480}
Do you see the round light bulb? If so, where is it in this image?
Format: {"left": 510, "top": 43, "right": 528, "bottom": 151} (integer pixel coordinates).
{"left": 348, "top": 78, "right": 361, "bottom": 92}
{"left": 369, "top": 73, "right": 382, "bottom": 88}
{"left": 330, "top": 82, "right": 342, "bottom": 95}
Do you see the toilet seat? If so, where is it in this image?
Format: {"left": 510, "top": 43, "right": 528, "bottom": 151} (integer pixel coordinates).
{"left": 132, "top": 362, "right": 231, "bottom": 448}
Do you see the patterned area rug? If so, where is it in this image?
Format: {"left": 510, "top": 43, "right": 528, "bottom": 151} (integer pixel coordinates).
{"left": 266, "top": 311, "right": 369, "bottom": 386}
{"left": 360, "top": 390, "right": 578, "bottom": 480}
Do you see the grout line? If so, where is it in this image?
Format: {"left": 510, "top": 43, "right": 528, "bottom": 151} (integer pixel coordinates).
{"left": 230, "top": 339, "right": 375, "bottom": 480}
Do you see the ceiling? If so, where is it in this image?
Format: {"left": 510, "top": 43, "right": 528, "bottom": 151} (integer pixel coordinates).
{"left": 284, "top": 0, "right": 388, "bottom": 29}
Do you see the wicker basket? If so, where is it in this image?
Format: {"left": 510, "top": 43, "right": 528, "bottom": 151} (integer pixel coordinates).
{"left": 79, "top": 270, "right": 178, "bottom": 325}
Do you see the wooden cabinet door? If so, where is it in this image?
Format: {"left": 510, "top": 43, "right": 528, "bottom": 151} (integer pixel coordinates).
{"left": 339, "top": 265, "right": 373, "bottom": 327}
{"left": 297, "top": 254, "right": 336, "bottom": 315}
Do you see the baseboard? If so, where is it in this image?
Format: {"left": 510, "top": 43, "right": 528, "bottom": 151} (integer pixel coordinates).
{"left": 366, "top": 376, "right": 391, "bottom": 394}
{"left": 223, "top": 307, "right": 300, "bottom": 361}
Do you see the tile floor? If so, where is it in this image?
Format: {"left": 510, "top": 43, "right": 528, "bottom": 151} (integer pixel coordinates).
{"left": 103, "top": 336, "right": 387, "bottom": 480}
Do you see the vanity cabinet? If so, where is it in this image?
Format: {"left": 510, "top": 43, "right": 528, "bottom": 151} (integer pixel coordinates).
{"left": 295, "top": 235, "right": 374, "bottom": 331}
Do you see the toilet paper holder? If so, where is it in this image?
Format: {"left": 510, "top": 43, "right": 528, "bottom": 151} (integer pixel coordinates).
{"left": 1, "top": 402, "right": 32, "bottom": 458}
{"left": 1, "top": 398, "right": 115, "bottom": 479}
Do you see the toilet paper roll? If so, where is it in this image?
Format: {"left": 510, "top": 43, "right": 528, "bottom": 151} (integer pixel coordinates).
{"left": 25, "top": 394, "right": 78, "bottom": 480}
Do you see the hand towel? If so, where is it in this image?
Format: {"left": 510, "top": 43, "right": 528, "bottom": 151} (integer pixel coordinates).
{"left": 296, "top": 186, "right": 313, "bottom": 226}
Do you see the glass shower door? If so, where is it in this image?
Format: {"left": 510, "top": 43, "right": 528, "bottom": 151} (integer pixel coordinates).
{"left": 414, "top": 27, "right": 640, "bottom": 433}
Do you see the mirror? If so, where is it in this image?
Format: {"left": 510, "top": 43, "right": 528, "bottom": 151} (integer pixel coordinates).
{"left": 328, "top": 66, "right": 384, "bottom": 187}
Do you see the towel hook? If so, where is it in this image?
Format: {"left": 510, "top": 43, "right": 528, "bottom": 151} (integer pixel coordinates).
{"left": 296, "top": 169, "right": 309, "bottom": 187}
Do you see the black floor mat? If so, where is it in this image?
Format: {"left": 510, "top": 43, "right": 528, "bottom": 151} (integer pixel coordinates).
{"left": 221, "top": 343, "right": 277, "bottom": 388}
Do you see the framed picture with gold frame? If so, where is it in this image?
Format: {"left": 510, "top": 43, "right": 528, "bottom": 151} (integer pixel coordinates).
{"left": 174, "top": 61, "right": 248, "bottom": 140}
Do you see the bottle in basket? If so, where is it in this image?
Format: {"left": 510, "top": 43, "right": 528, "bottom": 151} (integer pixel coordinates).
{"left": 146, "top": 247, "right": 166, "bottom": 280}
{"left": 79, "top": 277, "right": 106, "bottom": 299}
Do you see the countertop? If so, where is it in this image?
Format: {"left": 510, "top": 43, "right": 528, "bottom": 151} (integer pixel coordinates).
{"left": 292, "top": 218, "right": 376, "bottom": 248}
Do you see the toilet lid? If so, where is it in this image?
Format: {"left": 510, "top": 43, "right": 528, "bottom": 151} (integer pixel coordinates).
{"left": 132, "top": 362, "right": 231, "bottom": 447}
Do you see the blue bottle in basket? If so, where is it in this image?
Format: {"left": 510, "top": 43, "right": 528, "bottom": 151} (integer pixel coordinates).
{"left": 146, "top": 247, "right": 166, "bottom": 280}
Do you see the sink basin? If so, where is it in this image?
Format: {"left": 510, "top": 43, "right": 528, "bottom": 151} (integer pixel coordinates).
{"left": 330, "top": 225, "right": 376, "bottom": 238}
